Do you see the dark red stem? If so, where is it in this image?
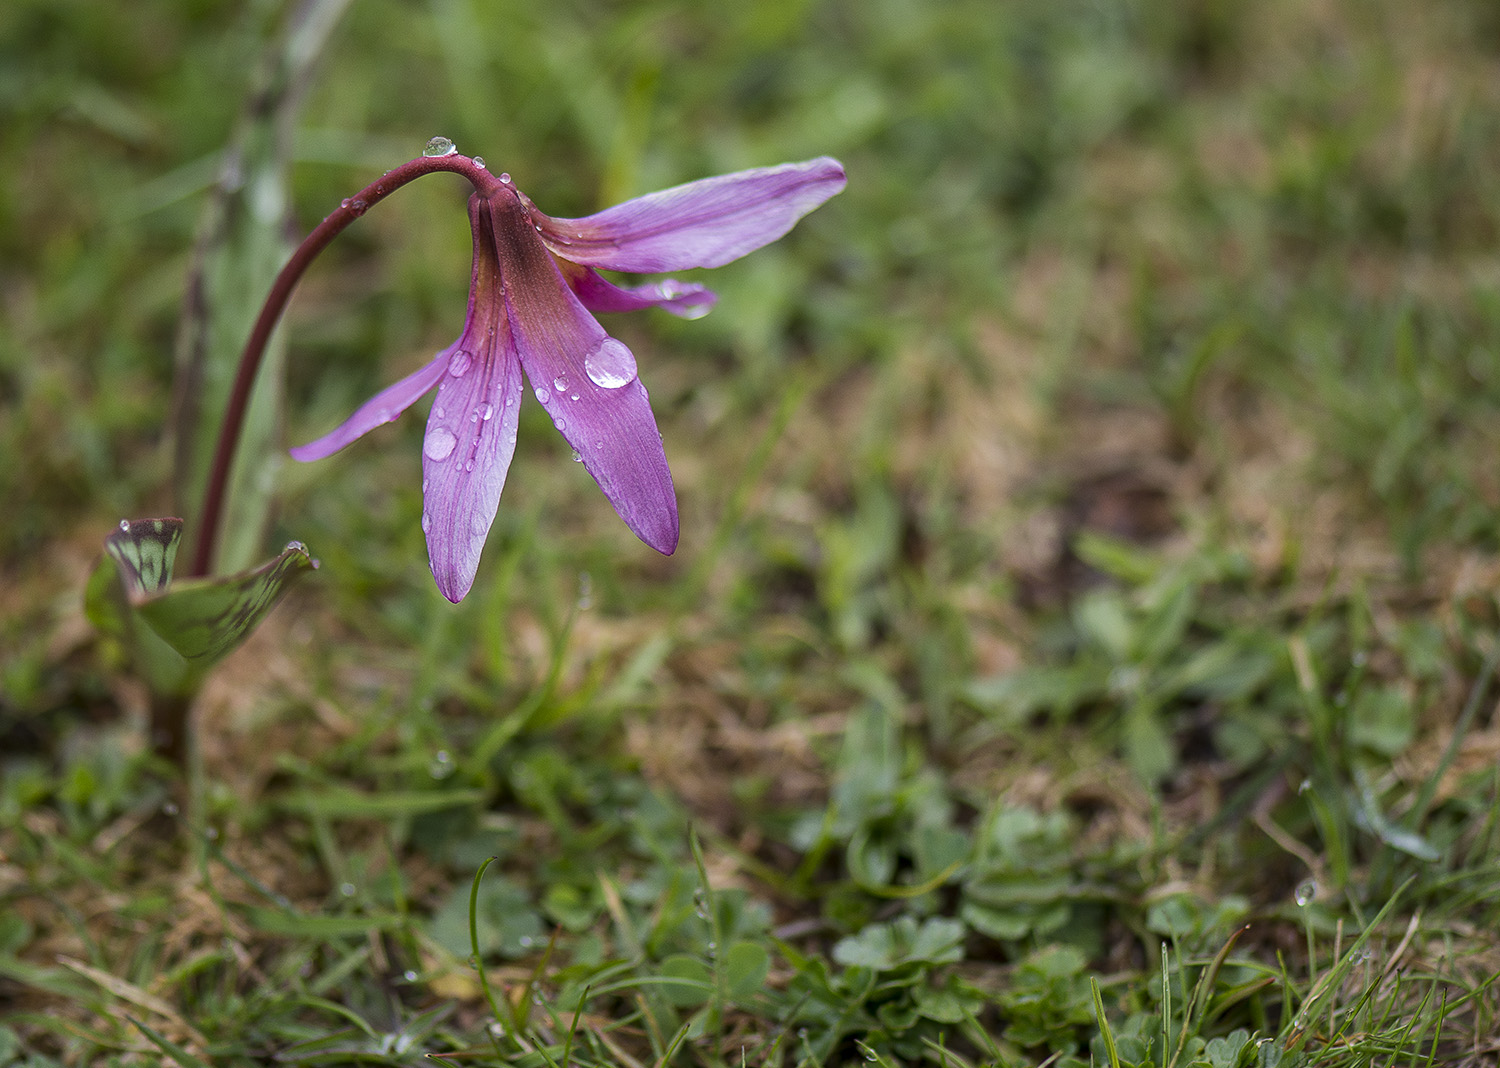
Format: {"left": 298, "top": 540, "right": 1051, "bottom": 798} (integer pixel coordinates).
{"left": 186, "top": 152, "right": 502, "bottom": 578}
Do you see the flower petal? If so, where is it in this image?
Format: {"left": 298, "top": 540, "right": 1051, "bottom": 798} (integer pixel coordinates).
{"left": 557, "top": 259, "right": 717, "bottom": 319}
{"left": 420, "top": 330, "right": 524, "bottom": 603}
{"left": 489, "top": 191, "right": 679, "bottom": 554}
{"left": 533, "top": 157, "right": 846, "bottom": 273}
{"left": 289, "top": 350, "right": 449, "bottom": 462}
{"left": 419, "top": 199, "right": 526, "bottom": 602}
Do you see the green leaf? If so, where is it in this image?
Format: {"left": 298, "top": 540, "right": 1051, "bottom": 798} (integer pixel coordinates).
{"left": 136, "top": 540, "right": 317, "bottom": 662}
{"left": 658, "top": 954, "right": 714, "bottom": 1007}
{"left": 86, "top": 518, "right": 318, "bottom": 697}
{"left": 278, "top": 786, "right": 485, "bottom": 819}
{"left": 246, "top": 910, "right": 406, "bottom": 938}
{"left": 724, "top": 940, "right": 771, "bottom": 1002}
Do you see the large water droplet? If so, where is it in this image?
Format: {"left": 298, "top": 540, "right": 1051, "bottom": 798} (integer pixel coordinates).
{"left": 553, "top": 416, "right": 567, "bottom": 431}
{"left": 423, "top": 136, "right": 457, "bottom": 157}
{"left": 553, "top": 372, "right": 569, "bottom": 393}
{"left": 472, "top": 156, "right": 485, "bottom": 169}
{"left": 499, "top": 172, "right": 511, "bottom": 184}
{"left": 424, "top": 426, "right": 458, "bottom": 461}
{"left": 584, "top": 338, "right": 637, "bottom": 389}
{"left": 447, "top": 350, "right": 472, "bottom": 377}
{"left": 535, "top": 386, "right": 551, "bottom": 404}
{"left": 1294, "top": 879, "right": 1318, "bottom": 907}
{"left": 476, "top": 402, "right": 493, "bottom": 421}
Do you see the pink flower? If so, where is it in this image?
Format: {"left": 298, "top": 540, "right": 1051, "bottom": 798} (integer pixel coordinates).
{"left": 292, "top": 158, "right": 845, "bottom": 601}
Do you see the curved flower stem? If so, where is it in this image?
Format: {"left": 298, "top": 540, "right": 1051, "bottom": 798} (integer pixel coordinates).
{"left": 186, "top": 152, "right": 503, "bottom": 578}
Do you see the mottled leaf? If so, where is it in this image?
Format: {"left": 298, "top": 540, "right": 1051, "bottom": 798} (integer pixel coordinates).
{"left": 104, "top": 517, "right": 183, "bottom": 598}
{"left": 137, "top": 541, "right": 317, "bottom": 662}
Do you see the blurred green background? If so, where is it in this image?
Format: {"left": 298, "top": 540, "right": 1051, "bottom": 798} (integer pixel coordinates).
{"left": 4, "top": 0, "right": 1500, "bottom": 1063}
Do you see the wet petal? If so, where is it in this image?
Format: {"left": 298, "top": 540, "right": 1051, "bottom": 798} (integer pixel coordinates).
{"left": 489, "top": 191, "right": 679, "bottom": 554}
{"left": 289, "top": 349, "right": 449, "bottom": 462}
{"left": 420, "top": 335, "right": 525, "bottom": 603}
{"left": 533, "top": 157, "right": 846, "bottom": 273}
{"left": 557, "top": 259, "right": 717, "bottom": 319}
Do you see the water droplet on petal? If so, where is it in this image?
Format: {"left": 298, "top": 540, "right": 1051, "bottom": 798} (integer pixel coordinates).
{"left": 584, "top": 337, "right": 637, "bottom": 388}
{"left": 571, "top": 449, "right": 582, "bottom": 462}
{"left": 118, "top": 520, "right": 131, "bottom": 532}
{"left": 423, "top": 136, "right": 457, "bottom": 157}
{"left": 554, "top": 416, "right": 567, "bottom": 431}
{"left": 421, "top": 512, "right": 432, "bottom": 532}
{"left": 594, "top": 440, "right": 603, "bottom": 449}
{"left": 424, "top": 426, "right": 457, "bottom": 461}
{"left": 553, "top": 372, "right": 569, "bottom": 393}
{"left": 570, "top": 393, "right": 579, "bottom": 401}
{"left": 535, "top": 386, "right": 551, "bottom": 404}
{"left": 447, "top": 350, "right": 472, "bottom": 377}
{"left": 477, "top": 402, "right": 493, "bottom": 421}
{"left": 464, "top": 459, "right": 475, "bottom": 472}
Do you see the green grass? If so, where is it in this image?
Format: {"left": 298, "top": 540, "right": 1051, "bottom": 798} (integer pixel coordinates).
{"left": 4, "top": 0, "right": 1500, "bottom": 1064}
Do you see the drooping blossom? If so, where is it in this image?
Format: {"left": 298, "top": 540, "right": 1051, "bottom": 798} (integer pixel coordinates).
{"left": 292, "top": 157, "right": 845, "bottom": 602}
